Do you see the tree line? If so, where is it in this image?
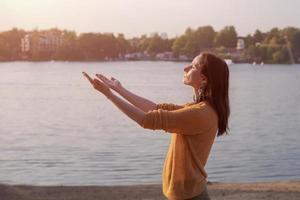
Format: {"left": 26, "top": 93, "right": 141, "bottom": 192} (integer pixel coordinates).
{"left": 0, "top": 26, "right": 300, "bottom": 63}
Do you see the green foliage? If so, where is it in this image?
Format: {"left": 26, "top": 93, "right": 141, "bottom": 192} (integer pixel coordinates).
{"left": 258, "top": 45, "right": 269, "bottom": 61}
{"left": 281, "top": 27, "right": 300, "bottom": 52}
{"left": 172, "top": 35, "right": 187, "bottom": 57}
{"left": 0, "top": 28, "right": 26, "bottom": 60}
{"left": 116, "top": 33, "right": 130, "bottom": 56}
{"left": 214, "top": 26, "right": 237, "bottom": 48}
{"left": 134, "top": 34, "right": 172, "bottom": 55}
{"left": 271, "top": 47, "right": 288, "bottom": 63}
{"left": 244, "top": 34, "right": 255, "bottom": 47}
{"left": 215, "top": 46, "right": 226, "bottom": 54}
{"left": 196, "top": 26, "right": 216, "bottom": 48}
{"left": 263, "top": 28, "right": 285, "bottom": 45}
{"left": 0, "top": 25, "right": 299, "bottom": 63}
{"left": 172, "top": 26, "right": 215, "bottom": 58}
{"left": 56, "top": 31, "right": 79, "bottom": 60}
{"left": 253, "top": 29, "right": 265, "bottom": 43}
{"left": 146, "top": 34, "right": 168, "bottom": 55}
{"left": 250, "top": 45, "right": 289, "bottom": 63}
{"left": 138, "top": 35, "right": 150, "bottom": 52}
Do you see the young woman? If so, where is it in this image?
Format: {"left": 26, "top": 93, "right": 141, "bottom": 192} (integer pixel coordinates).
{"left": 82, "top": 52, "right": 230, "bottom": 200}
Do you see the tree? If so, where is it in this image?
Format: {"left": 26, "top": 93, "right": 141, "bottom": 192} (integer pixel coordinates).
{"left": 78, "top": 33, "right": 101, "bottom": 60}
{"left": 172, "top": 35, "right": 187, "bottom": 57}
{"left": 253, "top": 29, "right": 265, "bottom": 43}
{"left": 244, "top": 34, "right": 255, "bottom": 47}
{"left": 263, "top": 28, "right": 285, "bottom": 45}
{"left": 0, "top": 28, "right": 26, "bottom": 60}
{"left": 214, "top": 26, "right": 237, "bottom": 48}
{"left": 116, "top": 33, "right": 130, "bottom": 57}
{"left": 281, "top": 27, "right": 300, "bottom": 52}
{"left": 0, "top": 34, "right": 9, "bottom": 60}
{"left": 137, "top": 34, "right": 150, "bottom": 52}
{"left": 171, "top": 26, "right": 216, "bottom": 58}
{"left": 195, "top": 26, "right": 216, "bottom": 48}
{"left": 146, "top": 34, "right": 166, "bottom": 55}
{"left": 56, "top": 30, "right": 79, "bottom": 60}
{"left": 272, "top": 48, "right": 288, "bottom": 63}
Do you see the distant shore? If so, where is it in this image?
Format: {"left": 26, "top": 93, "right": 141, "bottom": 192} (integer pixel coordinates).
{"left": 0, "top": 180, "right": 299, "bottom": 200}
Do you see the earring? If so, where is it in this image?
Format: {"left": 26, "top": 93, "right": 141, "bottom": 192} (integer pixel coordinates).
{"left": 193, "top": 93, "right": 200, "bottom": 103}
{"left": 199, "top": 87, "right": 207, "bottom": 101}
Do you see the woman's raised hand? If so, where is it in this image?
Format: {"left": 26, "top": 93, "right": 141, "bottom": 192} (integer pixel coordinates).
{"left": 82, "top": 72, "right": 112, "bottom": 98}
{"left": 96, "top": 74, "right": 122, "bottom": 92}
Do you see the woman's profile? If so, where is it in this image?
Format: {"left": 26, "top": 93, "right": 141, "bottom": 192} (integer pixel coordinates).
{"left": 82, "top": 51, "right": 230, "bottom": 200}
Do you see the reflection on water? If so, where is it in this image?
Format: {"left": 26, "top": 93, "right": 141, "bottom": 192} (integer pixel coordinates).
{"left": 0, "top": 61, "right": 299, "bottom": 185}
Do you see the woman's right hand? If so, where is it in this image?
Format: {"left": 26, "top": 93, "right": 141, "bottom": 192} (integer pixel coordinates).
{"left": 96, "top": 74, "right": 122, "bottom": 92}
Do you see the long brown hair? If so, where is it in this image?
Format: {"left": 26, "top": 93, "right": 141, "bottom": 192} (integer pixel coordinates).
{"left": 197, "top": 52, "right": 230, "bottom": 136}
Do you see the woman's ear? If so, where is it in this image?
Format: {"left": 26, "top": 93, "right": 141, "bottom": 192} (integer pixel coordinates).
{"left": 202, "top": 76, "right": 208, "bottom": 84}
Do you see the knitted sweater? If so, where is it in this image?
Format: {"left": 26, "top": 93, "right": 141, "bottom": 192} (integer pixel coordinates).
{"left": 141, "top": 101, "right": 218, "bottom": 200}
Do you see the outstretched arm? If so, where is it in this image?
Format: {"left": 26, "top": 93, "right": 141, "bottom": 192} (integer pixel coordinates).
{"left": 83, "top": 72, "right": 146, "bottom": 126}
{"left": 116, "top": 85, "right": 157, "bottom": 112}
{"left": 96, "top": 74, "right": 157, "bottom": 112}
{"left": 108, "top": 92, "right": 145, "bottom": 126}
{"left": 82, "top": 72, "right": 206, "bottom": 134}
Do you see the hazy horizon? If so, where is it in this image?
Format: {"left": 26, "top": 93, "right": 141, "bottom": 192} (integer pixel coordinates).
{"left": 2, "top": 0, "right": 300, "bottom": 38}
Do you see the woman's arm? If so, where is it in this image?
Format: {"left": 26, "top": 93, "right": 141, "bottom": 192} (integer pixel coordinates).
{"left": 107, "top": 92, "right": 145, "bottom": 126}
{"left": 83, "top": 72, "right": 146, "bottom": 126}
{"left": 96, "top": 74, "right": 157, "bottom": 112}
{"left": 83, "top": 72, "right": 208, "bottom": 134}
{"left": 108, "top": 91, "right": 211, "bottom": 135}
{"left": 116, "top": 85, "right": 157, "bottom": 112}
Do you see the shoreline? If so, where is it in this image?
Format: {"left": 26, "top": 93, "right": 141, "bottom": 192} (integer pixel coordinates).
{"left": 1, "top": 180, "right": 299, "bottom": 200}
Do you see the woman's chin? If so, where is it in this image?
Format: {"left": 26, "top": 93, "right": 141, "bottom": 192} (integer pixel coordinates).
{"left": 182, "top": 79, "right": 189, "bottom": 85}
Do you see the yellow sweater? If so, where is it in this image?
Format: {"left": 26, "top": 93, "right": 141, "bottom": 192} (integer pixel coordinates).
{"left": 141, "top": 101, "right": 218, "bottom": 200}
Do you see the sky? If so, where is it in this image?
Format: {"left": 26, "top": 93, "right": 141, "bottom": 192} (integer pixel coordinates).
{"left": 1, "top": 0, "right": 300, "bottom": 38}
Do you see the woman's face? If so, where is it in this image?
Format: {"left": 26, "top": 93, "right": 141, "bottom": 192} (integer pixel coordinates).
{"left": 182, "top": 55, "right": 207, "bottom": 89}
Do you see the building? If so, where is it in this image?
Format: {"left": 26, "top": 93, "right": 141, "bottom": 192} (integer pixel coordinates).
{"left": 124, "top": 51, "right": 150, "bottom": 60}
{"left": 156, "top": 51, "right": 173, "bottom": 60}
{"left": 149, "top": 32, "right": 168, "bottom": 39}
{"left": 21, "top": 35, "right": 31, "bottom": 53}
{"left": 128, "top": 38, "right": 139, "bottom": 47}
{"left": 236, "top": 38, "right": 245, "bottom": 50}
{"left": 38, "top": 31, "right": 63, "bottom": 52}
{"left": 20, "top": 29, "right": 63, "bottom": 59}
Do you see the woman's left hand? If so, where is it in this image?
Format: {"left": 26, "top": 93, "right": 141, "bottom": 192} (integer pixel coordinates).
{"left": 82, "top": 72, "right": 112, "bottom": 98}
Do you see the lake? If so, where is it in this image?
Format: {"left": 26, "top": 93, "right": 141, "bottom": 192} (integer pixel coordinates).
{"left": 0, "top": 61, "right": 299, "bottom": 186}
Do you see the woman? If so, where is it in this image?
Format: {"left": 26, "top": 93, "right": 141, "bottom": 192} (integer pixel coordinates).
{"left": 82, "top": 52, "right": 230, "bottom": 200}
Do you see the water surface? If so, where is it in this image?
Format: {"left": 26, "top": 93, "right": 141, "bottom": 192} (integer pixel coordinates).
{"left": 0, "top": 61, "right": 299, "bottom": 185}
